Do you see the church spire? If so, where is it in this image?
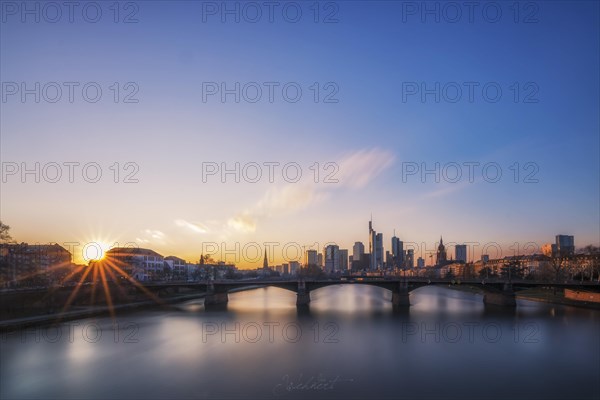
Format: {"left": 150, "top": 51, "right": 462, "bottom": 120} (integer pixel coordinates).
{"left": 263, "top": 250, "right": 268, "bottom": 269}
{"left": 436, "top": 236, "right": 447, "bottom": 266}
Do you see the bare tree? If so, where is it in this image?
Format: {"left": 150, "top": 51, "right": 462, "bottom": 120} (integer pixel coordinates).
{"left": 547, "top": 256, "right": 568, "bottom": 295}
{"left": 581, "top": 245, "right": 600, "bottom": 282}
{"left": 0, "top": 221, "right": 13, "bottom": 244}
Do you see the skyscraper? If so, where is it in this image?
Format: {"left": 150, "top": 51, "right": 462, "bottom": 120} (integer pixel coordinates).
{"left": 339, "top": 249, "right": 349, "bottom": 271}
{"left": 406, "top": 249, "right": 414, "bottom": 268}
{"left": 391, "top": 234, "right": 404, "bottom": 268}
{"left": 369, "top": 218, "right": 376, "bottom": 270}
{"left": 290, "top": 261, "right": 299, "bottom": 275}
{"left": 555, "top": 235, "right": 575, "bottom": 256}
{"left": 353, "top": 242, "right": 365, "bottom": 262}
{"left": 368, "top": 217, "right": 383, "bottom": 270}
{"left": 375, "top": 233, "right": 383, "bottom": 270}
{"left": 352, "top": 242, "right": 368, "bottom": 271}
{"left": 304, "top": 249, "right": 318, "bottom": 266}
{"left": 455, "top": 244, "right": 467, "bottom": 263}
{"left": 324, "top": 245, "right": 340, "bottom": 273}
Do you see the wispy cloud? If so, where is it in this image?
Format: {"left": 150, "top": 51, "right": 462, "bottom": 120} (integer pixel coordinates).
{"left": 422, "top": 183, "right": 466, "bottom": 199}
{"left": 227, "top": 214, "right": 256, "bottom": 233}
{"left": 175, "top": 219, "right": 209, "bottom": 234}
{"left": 136, "top": 229, "right": 167, "bottom": 245}
{"left": 420, "top": 172, "right": 485, "bottom": 200}
{"left": 256, "top": 184, "right": 330, "bottom": 214}
{"left": 145, "top": 229, "right": 165, "bottom": 239}
{"left": 227, "top": 148, "right": 395, "bottom": 233}
{"left": 336, "top": 148, "right": 396, "bottom": 189}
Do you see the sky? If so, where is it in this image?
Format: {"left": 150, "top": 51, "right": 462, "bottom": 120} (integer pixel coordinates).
{"left": 1, "top": 1, "right": 599, "bottom": 267}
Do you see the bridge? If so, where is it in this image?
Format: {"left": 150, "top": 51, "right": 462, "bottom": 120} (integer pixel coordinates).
{"left": 142, "top": 278, "right": 600, "bottom": 308}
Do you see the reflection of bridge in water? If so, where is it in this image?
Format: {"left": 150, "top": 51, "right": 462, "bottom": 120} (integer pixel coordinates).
{"left": 144, "top": 278, "right": 600, "bottom": 308}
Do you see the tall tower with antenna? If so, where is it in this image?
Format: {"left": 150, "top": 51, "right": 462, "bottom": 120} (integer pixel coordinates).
{"left": 369, "top": 215, "right": 377, "bottom": 270}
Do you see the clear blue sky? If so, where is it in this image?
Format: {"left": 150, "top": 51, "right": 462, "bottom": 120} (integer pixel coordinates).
{"left": 1, "top": 1, "right": 598, "bottom": 266}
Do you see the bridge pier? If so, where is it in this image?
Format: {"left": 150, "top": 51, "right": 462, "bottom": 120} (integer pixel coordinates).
{"left": 483, "top": 284, "right": 516, "bottom": 307}
{"left": 296, "top": 281, "right": 310, "bottom": 306}
{"left": 204, "top": 283, "right": 229, "bottom": 306}
{"left": 392, "top": 282, "right": 410, "bottom": 307}
{"left": 204, "top": 292, "right": 229, "bottom": 306}
{"left": 296, "top": 291, "right": 311, "bottom": 306}
{"left": 392, "top": 291, "right": 410, "bottom": 307}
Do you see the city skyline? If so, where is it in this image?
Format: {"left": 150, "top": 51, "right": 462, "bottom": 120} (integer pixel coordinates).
{"left": 2, "top": 159, "right": 598, "bottom": 267}
{"left": 0, "top": 217, "right": 588, "bottom": 269}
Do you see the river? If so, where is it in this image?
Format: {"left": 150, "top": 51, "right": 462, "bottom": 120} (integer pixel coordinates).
{"left": 1, "top": 285, "right": 598, "bottom": 399}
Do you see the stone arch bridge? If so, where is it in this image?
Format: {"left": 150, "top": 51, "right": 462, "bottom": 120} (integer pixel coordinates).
{"left": 143, "top": 278, "right": 600, "bottom": 308}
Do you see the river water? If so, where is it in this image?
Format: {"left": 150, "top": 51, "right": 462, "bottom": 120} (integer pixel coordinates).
{"left": 1, "top": 285, "right": 598, "bottom": 399}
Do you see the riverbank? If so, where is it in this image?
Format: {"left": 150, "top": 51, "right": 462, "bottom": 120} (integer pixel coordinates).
{"left": 516, "top": 287, "right": 600, "bottom": 309}
{"left": 0, "top": 285, "right": 262, "bottom": 331}
{"left": 445, "top": 284, "right": 600, "bottom": 309}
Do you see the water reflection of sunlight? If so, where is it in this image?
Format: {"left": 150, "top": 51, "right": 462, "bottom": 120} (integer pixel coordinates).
{"left": 411, "top": 286, "right": 483, "bottom": 314}
{"left": 154, "top": 317, "right": 206, "bottom": 363}
{"left": 311, "top": 285, "right": 392, "bottom": 313}
{"left": 67, "top": 325, "right": 97, "bottom": 364}
{"left": 228, "top": 287, "right": 297, "bottom": 312}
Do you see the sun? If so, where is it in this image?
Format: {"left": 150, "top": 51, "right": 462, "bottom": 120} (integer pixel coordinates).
{"left": 82, "top": 241, "right": 110, "bottom": 262}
